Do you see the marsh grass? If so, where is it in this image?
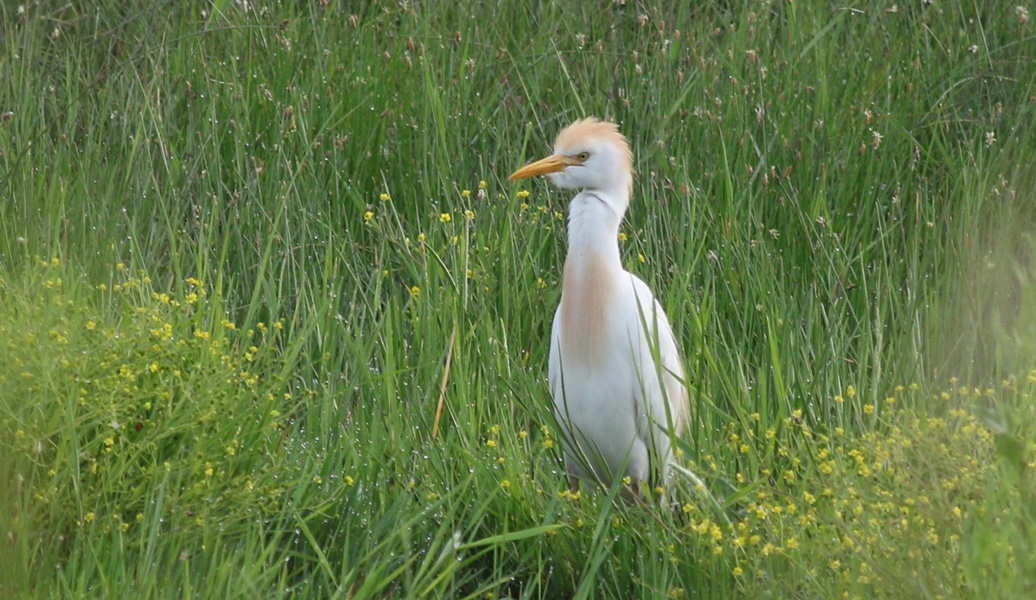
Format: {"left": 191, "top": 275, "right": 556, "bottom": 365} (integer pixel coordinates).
{"left": 2, "top": 0, "right": 1036, "bottom": 597}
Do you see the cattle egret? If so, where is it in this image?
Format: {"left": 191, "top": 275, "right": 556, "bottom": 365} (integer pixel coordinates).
{"left": 509, "top": 118, "right": 689, "bottom": 499}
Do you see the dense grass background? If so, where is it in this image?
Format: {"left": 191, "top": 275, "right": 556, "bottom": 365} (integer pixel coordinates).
{"left": 2, "top": 0, "right": 1035, "bottom": 597}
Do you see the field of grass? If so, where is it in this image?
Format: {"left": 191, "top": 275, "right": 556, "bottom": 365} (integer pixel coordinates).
{"left": 2, "top": 0, "right": 1036, "bottom": 597}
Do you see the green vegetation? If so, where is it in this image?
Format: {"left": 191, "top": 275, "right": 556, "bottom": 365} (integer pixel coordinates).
{"left": 2, "top": 1, "right": 1035, "bottom": 597}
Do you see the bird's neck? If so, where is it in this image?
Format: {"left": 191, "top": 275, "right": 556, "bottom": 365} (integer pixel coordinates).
{"left": 564, "top": 190, "right": 625, "bottom": 269}
{"left": 559, "top": 190, "right": 626, "bottom": 363}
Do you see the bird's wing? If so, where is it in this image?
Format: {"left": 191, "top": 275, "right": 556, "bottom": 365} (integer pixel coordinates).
{"left": 628, "top": 274, "right": 689, "bottom": 444}
{"left": 657, "top": 304, "right": 690, "bottom": 433}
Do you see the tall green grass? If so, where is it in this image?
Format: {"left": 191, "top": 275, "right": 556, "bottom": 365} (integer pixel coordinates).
{"left": 2, "top": 1, "right": 1035, "bottom": 597}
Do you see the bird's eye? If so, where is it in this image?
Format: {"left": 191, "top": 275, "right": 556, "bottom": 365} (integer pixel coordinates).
{"left": 576, "top": 151, "right": 590, "bottom": 162}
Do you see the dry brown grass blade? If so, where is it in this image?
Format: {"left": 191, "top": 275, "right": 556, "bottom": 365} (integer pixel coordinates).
{"left": 431, "top": 326, "right": 456, "bottom": 441}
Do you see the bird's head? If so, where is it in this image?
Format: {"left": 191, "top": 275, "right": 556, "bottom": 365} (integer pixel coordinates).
{"left": 509, "top": 118, "right": 634, "bottom": 204}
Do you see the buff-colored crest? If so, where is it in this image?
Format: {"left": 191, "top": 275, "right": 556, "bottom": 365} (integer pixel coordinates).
{"left": 555, "top": 117, "right": 635, "bottom": 178}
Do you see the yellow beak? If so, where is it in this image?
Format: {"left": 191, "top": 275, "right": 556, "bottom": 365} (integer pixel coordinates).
{"left": 508, "top": 154, "right": 577, "bottom": 180}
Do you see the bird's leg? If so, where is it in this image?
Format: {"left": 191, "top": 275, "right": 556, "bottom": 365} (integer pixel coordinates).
{"left": 567, "top": 475, "right": 580, "bottom": 496}
{"left": 671, "top": 497, "right": 690, "bottom": 527}
{"left": 620, "top": 479, "right": 647, "bottom": 506}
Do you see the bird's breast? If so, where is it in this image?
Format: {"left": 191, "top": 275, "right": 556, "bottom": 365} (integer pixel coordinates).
{"left": 558, "top": 253, "right": 619, "bottom": 366}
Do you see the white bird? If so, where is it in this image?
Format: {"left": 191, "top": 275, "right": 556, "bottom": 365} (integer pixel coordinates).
{"left": 509, "top": 118, "right": 689, "bottom": 499}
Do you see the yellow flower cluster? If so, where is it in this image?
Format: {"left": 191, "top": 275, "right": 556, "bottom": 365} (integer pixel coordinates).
{"left": 2, "top": 259, "right": 293, "bottom": 543}
{"left": 705, "top": 387, "right": 1001, "bottom": 595}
